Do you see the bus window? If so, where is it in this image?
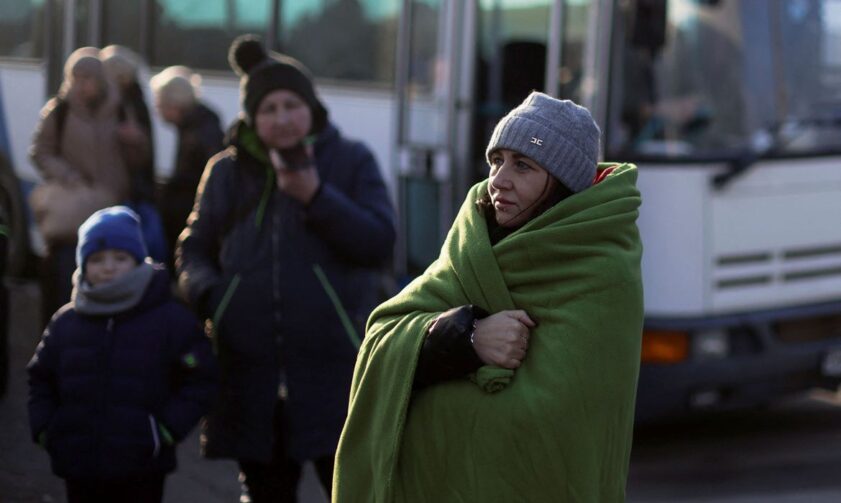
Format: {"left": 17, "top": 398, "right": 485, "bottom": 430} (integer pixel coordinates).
{"left": 152, "top": 0, "right": 271, "bottom": 70}
{"left": 607, "top": 0, "right": 841, "bottom": 160}
{"left": 0, "top": 0, "right": 45, "bottom": 58}
{"left": 773, "top": 0, "right": 841, "bottom": 154}
{"left": 473, "top": 0, "right": 551, "bottom": 184}
{"left": 556, "top": 0, "right": 593, "bottom": 104}
{"left": 476, "top": 0, "right": 551, "bottom": 121}
{"left": 102, "top": 0, "right": 145, "bottom": 52}
{"left": 274, "top": 0, "right": 399, "bottom": 84}
{"left": 609, "top": 0, "right": 747, "bottom": 157}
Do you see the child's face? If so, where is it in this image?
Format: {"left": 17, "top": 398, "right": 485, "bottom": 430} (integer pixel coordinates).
{"left": 85, "top": 249, "right": 138, "bottom": 286}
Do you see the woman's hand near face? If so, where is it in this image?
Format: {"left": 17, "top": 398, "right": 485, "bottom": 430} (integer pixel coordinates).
{"left": 269, "top": 146, "right": 321, "bottom": 205}
{"left": 472, "top": 310, "right": 536, "bottom": 369}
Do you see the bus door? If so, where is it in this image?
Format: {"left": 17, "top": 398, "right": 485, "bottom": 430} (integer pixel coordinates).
{"left": 470, "top": 0, "right": 599, "bottom": 182}
{"left": 395, "top": 0, "right": 595, "bottom": 278}
{"left": 394, "top": 0, "right": 475, "bottom": 278}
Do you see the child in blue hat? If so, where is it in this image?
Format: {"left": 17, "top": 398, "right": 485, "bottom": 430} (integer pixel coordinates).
{"left": 27, "top": 206, "right": 218, "bottom": 503}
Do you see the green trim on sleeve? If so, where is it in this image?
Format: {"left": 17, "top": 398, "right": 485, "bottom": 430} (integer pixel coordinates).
{"left": 255, "top": 166, "right": 275, "bottom": 230}
{"left": 157, "top": 423, "right": 175, "bottom": 446}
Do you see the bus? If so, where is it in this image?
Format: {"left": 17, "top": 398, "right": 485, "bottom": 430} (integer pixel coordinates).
{"left": 2, "top": 0, "right": 841, "bottom": 419}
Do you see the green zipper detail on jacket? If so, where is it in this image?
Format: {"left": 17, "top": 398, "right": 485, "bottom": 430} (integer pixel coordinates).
{"left": 211, "top": 274, "right": 241, "bottom": 352}
{"left": 313, "top": 265, "right": 361, "bottom": 349}
{"left": 255, "top": 166, "right": 275, "bottom": 230}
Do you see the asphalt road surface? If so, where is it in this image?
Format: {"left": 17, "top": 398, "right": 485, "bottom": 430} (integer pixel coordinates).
{"left": 3, "top": 280, "right": 841, "bottom": 502}
{"left": 627, "top": 390, "right": 841, "bottom": 502}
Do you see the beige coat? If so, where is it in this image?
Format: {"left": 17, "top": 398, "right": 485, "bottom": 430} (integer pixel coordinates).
{"left": 29, "top": 84, "right": 130, "bottom": 201}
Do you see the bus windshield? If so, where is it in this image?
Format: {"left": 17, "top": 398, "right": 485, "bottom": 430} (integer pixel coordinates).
{"left": 606, "top": 0, "right": 841, "bottom": 161}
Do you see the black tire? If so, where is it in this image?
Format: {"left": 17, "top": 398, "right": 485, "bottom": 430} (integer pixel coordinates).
{"left": 0, "top": 153, "right": 30, "bottom": 277}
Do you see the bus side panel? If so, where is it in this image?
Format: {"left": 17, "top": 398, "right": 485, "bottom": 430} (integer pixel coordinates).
{"left": 637, "top": 165, "right": 711, "bottom": 317}
{"left": 0, "top": 61, "right": 45, "bottom": 183}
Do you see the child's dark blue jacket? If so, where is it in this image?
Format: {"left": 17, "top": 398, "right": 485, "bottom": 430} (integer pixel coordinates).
{"left": 27, "top": 267, "right": 218, "bottom": 480}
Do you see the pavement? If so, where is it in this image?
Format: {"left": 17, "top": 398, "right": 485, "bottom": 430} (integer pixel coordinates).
{"left": 0, "top": 280, "right": 328, "bottom": 503}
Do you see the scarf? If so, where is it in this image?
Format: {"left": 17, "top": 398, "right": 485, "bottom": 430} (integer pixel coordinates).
{"left": 72, "top": 261, "right": 155, "bottom": 316}
{"left": 334, "top": 163, "right": 644, "bottom": 503}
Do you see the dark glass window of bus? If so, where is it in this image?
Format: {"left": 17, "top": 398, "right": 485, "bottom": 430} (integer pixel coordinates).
{"left": 0, "top": 0, "right": 45, "bottom": 58}
{"left": 273, "top": 0, "right": 398, "bottom": 85}
{"left": 102, "top": 0, "right": 145, "bottom": 52}
{"left": 607, "top": 0, "right": 841, "bottom": 160}
{"left": 151, "top": 0, "right": 272, "bottom": 71}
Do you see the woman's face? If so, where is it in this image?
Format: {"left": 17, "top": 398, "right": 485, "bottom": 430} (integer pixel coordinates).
{"left": 254, "top": 89, "right": 312, "bottom": 150}
{"left": 72, "top": 72, "right": 103, "bottom": 105}
{"left": 487, "top": 149, "right": 558, "bottom": 228}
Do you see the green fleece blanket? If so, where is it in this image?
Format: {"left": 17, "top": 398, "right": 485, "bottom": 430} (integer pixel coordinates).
{"left": 334, "top": 163, "right": 643, "bottom": 503}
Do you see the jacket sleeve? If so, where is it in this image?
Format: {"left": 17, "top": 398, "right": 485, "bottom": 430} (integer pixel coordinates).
{"left": 29, "top": 98, "right": 76, "bottom": 182}
{"left": 26, "top": 322, "right": 61, "bottom": 443}
{"left": 157, "top": 307, "right": 219, "bottom": 443}
{"left": 305, "top": 146, "right": 396, "bottom": 266}
{"left": 413, "top": 305, "right": 487, "bottom": 390}
{"left": 175, "top": 155, "right": 230, "bottom": 318}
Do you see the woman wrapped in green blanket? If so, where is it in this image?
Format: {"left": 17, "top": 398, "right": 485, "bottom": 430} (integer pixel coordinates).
{"left": 334, "top": 92, "right": 644, "bottom": 502}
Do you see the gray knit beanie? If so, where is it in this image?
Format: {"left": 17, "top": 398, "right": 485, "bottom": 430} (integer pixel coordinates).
{"left": 486, "top": 92, "right": 600, "bottom": 193}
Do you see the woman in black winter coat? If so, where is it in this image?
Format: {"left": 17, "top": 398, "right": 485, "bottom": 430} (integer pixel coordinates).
{"left": 176, "top": 35, "right": 396, "bottom": 502}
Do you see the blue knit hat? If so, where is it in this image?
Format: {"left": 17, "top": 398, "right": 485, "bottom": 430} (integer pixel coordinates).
{"left": 486, "top": 92, "right": 600, "bottom": 193}
{"left": 76, "top": 206, "right": 148, "bottom": 272}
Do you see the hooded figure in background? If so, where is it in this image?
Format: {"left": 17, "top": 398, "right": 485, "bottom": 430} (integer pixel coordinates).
{"left": 176, "top": 35, "right": 396, "bottom": 502}
{"left": 30, "top": 47, "right": 130, "bottom": 326}
{"left": 150, "top": 65, "right": 223, "bottom": 270}
{"left": 101, "top": 44, "right": 156, "bottom": 204}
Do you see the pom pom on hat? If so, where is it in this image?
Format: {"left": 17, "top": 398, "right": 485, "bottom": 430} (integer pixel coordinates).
{"left": 228, "top": 35, "right": 269, "bottom": 76}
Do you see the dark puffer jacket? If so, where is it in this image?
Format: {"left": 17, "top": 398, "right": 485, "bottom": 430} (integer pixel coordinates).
{"left": 27, "top": 267, "right": 218, "bottom": 480}
{"left": 176, "top": 120, "right": 395, "bottom": 462}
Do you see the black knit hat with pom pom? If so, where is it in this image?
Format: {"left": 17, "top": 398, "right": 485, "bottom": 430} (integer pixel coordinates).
{"left": 228, "top": 35, "right": 327, "bottom": 132}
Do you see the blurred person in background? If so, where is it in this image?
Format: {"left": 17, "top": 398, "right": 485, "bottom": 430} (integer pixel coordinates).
{"left": 176, "top": 35, "right": 395, "bottom": 502}
{"left": 101, "top": 44, "right": 156, "bottom": 204}
{"left": 150, "top": 65, "right": 223, "bottom": 270}
{"left": 30, "top": 47, "right": 130, "bottom": 326}
{"left": 101, "top": 44, "right": 169, "bottom": 266}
